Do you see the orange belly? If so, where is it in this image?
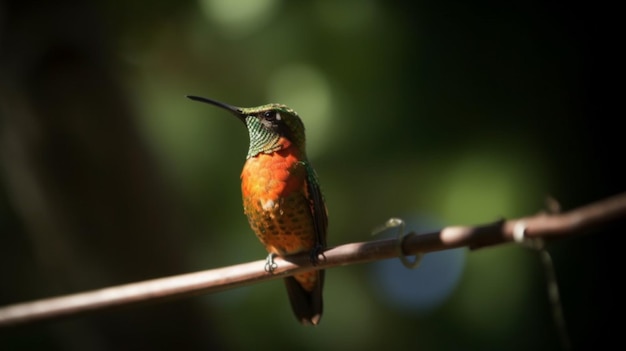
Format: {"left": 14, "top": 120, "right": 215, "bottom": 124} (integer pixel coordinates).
{"left": 240, "top": 146, "right": 316, "bottom": 257}
{"left": 241, "top": 146, "right": 320, "bottom": 292}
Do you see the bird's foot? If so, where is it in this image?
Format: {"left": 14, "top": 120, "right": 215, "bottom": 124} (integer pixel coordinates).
{"left": 264, "top": 253, "right": 277, "bottom": 273}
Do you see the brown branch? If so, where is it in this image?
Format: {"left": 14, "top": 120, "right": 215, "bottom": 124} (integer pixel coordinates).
{"left": 1, "top": 192, "right": 625, "bottom": 328}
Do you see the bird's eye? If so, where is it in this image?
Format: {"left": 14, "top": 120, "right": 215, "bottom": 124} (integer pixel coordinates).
{"left": 263, "top": 111, "right": 276, "bottom": 121}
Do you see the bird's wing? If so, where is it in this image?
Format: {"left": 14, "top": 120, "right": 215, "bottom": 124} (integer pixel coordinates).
{"left": 303, "top": 161, "right": 328, "bottom": 248}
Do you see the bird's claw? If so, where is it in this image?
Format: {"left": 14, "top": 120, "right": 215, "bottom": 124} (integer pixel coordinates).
{"left": 264, "top": 253, "right": 277, "bottom": 273}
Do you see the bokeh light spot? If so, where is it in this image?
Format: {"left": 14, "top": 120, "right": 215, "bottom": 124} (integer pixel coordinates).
{"left": 371, "top": 216, "right": 466, "bottom": 315}
{"left": 437, "top": 148, "right": 542, "bottom": 224}
{"left": 374, "top": 249, "right": 466, "bottom": 314}
{"left": 199, "top": 0, "right": 279, "bottom": 38}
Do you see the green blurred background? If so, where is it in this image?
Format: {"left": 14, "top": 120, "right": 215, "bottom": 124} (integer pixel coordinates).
{"left": 1, "top": 0, "right": 622, "bottom": 350}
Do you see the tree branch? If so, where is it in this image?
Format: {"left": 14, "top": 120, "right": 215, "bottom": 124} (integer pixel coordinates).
{"left": 1, "top": 192, "right": 625, "bottom": 328}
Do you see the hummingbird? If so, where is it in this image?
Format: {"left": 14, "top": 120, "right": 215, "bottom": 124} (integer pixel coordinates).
{"left": 187, "top": 95, "right": 328, "bottom": 325}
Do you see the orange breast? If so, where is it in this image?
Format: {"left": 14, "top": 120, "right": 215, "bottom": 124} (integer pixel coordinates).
{"left": 240, "top": 144, "right": 316, "bottom": 256}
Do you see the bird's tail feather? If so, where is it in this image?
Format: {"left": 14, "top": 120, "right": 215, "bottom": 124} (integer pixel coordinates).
{"left": 283, "top": 270, "right": 324, "bottom": 325}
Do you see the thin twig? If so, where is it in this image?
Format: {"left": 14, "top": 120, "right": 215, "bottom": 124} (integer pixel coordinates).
{"left": 1, "top": 192, "right": 625, "bottom": 328}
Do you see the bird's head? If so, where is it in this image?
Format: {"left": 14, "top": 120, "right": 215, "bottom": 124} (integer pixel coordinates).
{"left": 188, "top": 95, "right": 306, "bottom": 159}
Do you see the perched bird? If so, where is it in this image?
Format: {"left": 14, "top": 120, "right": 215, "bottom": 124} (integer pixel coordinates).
{"left": 188, "top": 95, "right": 328, "bottom": 325}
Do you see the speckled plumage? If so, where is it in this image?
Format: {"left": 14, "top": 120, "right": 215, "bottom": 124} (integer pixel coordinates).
{"left": 187, "top": 95, "right": 327, "bottom": 325}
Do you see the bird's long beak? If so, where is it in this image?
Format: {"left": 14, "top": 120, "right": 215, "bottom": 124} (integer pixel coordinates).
{"left": 187, "top": 95, "right": 246, "bottom": 123}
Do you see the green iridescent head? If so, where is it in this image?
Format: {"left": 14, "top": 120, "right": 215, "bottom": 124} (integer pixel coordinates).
{"left": 187, "top": 95, "right": 306, "bottom": 159}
